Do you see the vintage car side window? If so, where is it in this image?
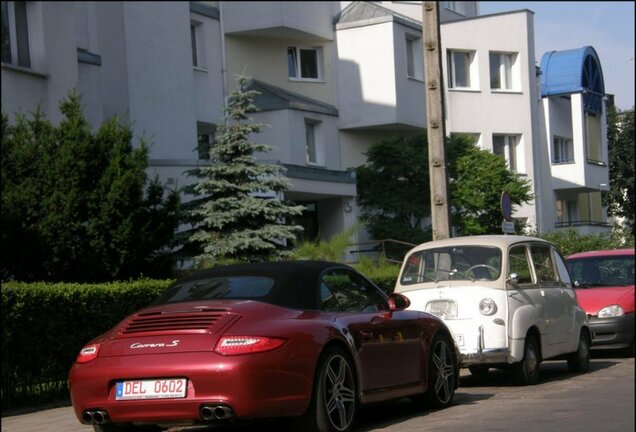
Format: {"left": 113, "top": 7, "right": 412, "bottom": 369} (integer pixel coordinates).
{"left": 320, "top": 269, "right": 388, "bottom": 312}
{"left": 553, "top": 250, "right": 572, "bottom": 285}
{"left": 530, "top": 245, "right": 558, "bottom": 283}
{"left": 508, "top": 245, "right": 533, "bottom": 284}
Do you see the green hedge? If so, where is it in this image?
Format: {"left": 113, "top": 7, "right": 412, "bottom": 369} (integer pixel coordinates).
{"left": 0, "top": 279, "right": 173, "bottom": 410}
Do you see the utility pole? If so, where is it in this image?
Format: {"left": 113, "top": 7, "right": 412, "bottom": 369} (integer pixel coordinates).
{"left": 422, "top": 1, "right": 451, "bottom": 240}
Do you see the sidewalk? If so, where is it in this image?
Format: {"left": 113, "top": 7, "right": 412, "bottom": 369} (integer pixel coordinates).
{"left": 1, "top": 405, "right": 92, "bottom": 432}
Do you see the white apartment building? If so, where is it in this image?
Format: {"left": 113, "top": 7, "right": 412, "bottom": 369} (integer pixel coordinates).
{"left": 1, "top": 1, "right": 611, "bottom": 250}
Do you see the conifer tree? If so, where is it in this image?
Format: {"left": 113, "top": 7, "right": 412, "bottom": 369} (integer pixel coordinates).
{"left": 185, "top": 75, "right": 304, "bottom": 265}
{"left": 1, "top": 91, "right": 180, "bottom": 281}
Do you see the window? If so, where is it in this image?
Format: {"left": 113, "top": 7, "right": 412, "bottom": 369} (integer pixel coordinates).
{"left": 553, "top": 136, "right": 574, "bottom": 164}
{"left": 489, "top": 52, "right": 516, "bottom": 90}
{"left": 320, "top": 269, "right": 388, "bottom": 313}
{"left": 405, "top": 35, "right": 423, "bottom": 80}
{"left": 305, "top": 119, "right": 322, "bottom": 165}
{"left": 447, "top": 50, "right": 474, "bottom": 89}
{"left": 508, "top": 245, "right": 532, "bottom": 284}
{"left": 288, "top": 46, "right": 321, "bottom": 80}
{"left": 445, "top": 1, "right": 467, "bottom": 15}
{"left": 530, "top": 245, "right": 558, "bottom": 283}
{"left": 585, "top": 113, "right": 603, "bottom": 163}
{"left": 1, "top": 1, "right": 30, "bottom": 67}
{"left": 190, "top": 21, "right": 203, "bottom": 68}
{"left": 556, "top": 199, "right": 576, "bottom": 225}
{"left": 197, "top": 122, "right": 216, "bottom": 160}
{"left": 493, "top": 134, "right": 521, "bottom": 171}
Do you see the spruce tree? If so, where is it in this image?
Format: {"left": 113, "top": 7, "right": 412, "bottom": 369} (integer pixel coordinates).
{"left": 185, "top": 75, "right": 304, "bottom": 265}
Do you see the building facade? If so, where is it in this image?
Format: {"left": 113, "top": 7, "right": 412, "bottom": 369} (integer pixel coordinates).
{"left": 1, "top": 1, "right": 611, "bottom": 252}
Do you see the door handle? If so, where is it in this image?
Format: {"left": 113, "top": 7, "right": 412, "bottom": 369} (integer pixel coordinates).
{"left": 359, "top": 330, "right": 373, "bottom": 339}
{"left": 540, "top": 289, "right": 545, "bottom": 297}
{"left": 370, "top": 313, "right": 389, "bottom": 325}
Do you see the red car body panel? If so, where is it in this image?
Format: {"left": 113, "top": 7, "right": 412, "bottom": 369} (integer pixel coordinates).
{"left": 574, "top": 287, "right": 635, "bottom": 315}
{"left": 69, "top": 262, "right": 457, "bottom": 428}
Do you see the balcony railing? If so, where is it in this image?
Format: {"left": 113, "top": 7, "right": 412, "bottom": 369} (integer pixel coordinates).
{"left": 348, "top": 239, "right": 417, "bottom": 264}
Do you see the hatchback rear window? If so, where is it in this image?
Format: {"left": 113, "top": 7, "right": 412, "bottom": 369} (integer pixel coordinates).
{"left": 567, "top": 256, "right": 635, "bottom": 287}
{"left": 154, "top": 276, "right": 275, "bottom": 304}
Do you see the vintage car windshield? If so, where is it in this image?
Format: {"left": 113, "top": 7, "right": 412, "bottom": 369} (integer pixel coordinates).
{"left": 400, "top": 246, "right": 502, "bottom": 285}
{"left": 567, "top": 256, "right": 635, "bottom": 287}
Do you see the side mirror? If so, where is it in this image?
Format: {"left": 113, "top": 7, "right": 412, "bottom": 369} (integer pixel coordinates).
{"left": 388, "top": 293, "right": 411, "bottom": 311}
{"left": 506, "top": 273, "right": 519, "bottom": 285}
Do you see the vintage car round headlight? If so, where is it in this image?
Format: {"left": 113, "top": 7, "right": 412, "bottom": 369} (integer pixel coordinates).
{"left": 597, "top": 305, "right": 624, "bottom": 318}
{"left": 479, "top": 298, "right": 497, "bottom": 316}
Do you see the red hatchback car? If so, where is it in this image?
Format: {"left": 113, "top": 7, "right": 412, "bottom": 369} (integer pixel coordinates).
{"left": 69, "top": 261, "right": 459, "bottom": 432}
{"left": 566, "top": 249, "right": 635, "bottom": 354}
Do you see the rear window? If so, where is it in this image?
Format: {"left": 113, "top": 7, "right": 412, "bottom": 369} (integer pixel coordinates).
{"left": 400, "top": 246, "right": 502, "bottom": 285}
{"left": 154, "top": 277, "right": 275, "bottom": 304}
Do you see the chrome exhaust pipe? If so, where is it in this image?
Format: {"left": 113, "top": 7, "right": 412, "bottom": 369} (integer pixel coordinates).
{"left": 93, "top": 410, "right": 109, "bottom": 424}
{"left": 82, "top": 411, "right": 95, "bottom": 424}
{"left": 83, "top": 410, "right": 109, "bottom": 425}
{"left": 200, "top": 404, "right": 235, "bottom": 421}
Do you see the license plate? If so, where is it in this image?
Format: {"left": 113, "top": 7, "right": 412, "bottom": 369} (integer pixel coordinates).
{"left": 454, "top": 334, "right": 464, "bottom": 347}
{"left": 116, "top": 378, "right": 187, "bottom": 400}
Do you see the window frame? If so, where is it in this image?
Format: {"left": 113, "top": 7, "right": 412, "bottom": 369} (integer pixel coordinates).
{"left": 447, "top": 49, "right": 475, "bottom": 90}
{"left": 493, "top": 134, "right": 522, "bottom": 172}
{"left": 287, "top": 46, "right": 322, "bottom": 81}
{"left": 489, "top": 51, "right": 517, "bottom": 91}
{"left": 405, "top": 34, "right": 423, "bottom": 80}
{"left": 190, "top": 20, "right": 207, "bottom": 70}
{"left": 196, "top": 122, "right": 216, "bottom": 160}
{"left": 304, "top": 118, "right": 323, "bottom": 166}
{"left": 552, "top": 136, "right": 574, "bottom": 164}
{"left": 1, "top": 1, "right": 31, "bottom": 68}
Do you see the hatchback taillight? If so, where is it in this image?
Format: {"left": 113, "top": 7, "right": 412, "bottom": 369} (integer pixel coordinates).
{"left": 75, "top": 344, "right": 100, "bottom": 363}
{"left": 215, "top": 336, "right": 286, "bottom": 356}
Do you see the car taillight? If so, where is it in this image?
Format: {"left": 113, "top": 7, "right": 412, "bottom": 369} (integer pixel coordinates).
{"left": 75, "top": 344, "right": 100, "bottom": 363}
{"left": 215, "top": 336, "right": 286, "bottom": 356}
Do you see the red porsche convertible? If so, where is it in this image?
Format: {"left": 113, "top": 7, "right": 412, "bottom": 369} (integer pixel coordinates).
{"left": 69, "top": 261, "right": 459, "bottom": 432}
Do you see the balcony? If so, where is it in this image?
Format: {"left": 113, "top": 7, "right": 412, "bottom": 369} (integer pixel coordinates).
{"left": 221, "top": 1, "right": 336, "bottom": 41}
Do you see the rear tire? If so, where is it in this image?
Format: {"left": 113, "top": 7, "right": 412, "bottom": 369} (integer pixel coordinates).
{"left": 294, "top": 346, "right": 357, "bottom": 432}
{"left": 425, "top": 334, "right": 457, "bottom": 408}
{"left": 567, "top": 330, "right": 590, "bottom": 373}
{"left": 514, "top": 335, "right": 540, "bottom": 385}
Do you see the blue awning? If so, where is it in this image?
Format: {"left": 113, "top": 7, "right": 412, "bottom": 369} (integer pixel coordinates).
{"left": 539, "top": 46, "right": 605, "bottom": 113}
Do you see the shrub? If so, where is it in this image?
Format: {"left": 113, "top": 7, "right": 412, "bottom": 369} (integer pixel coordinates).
{"left": 534, "top": 229, "right": 634, "bottom": 257}
{"left": 1, "top": 279, "right": 173, "bottom": 409}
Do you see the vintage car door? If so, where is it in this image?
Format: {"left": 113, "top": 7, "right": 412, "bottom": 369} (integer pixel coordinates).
{"left": 529, "top": 243, "right": 569, "bottom": 346}
{"left": 506, "top": 244, "right": 546, "bottom": 348}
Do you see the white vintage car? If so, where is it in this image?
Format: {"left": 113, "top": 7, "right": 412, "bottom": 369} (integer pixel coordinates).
{"left": 394, "top": 235, "right": 592, "bottom": 385}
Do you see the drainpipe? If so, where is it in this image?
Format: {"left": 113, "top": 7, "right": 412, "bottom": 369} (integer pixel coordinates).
{"left": 218, "top": 1, "right": 229, "bottom": 119}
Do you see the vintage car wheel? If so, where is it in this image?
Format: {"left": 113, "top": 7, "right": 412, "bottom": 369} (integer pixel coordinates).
{"left": 295, "top": 347, "right": 357, "bottom": 432}
{"left": 514, "top": 335, "right": 540, "bottom": 385}
{"left": 567, "top": 330, "right": 591, "bottom": 372}
{"left": 425, "top": 334, "right": 456, "bottom": 408}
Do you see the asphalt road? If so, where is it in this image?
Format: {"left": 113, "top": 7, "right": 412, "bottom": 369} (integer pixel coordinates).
{"left": 2, "top": 352, "right": 633, "bottom": 432}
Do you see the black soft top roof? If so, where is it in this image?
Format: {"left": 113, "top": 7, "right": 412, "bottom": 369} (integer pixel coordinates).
{"left": 169, "top": 260, "right": 353, "bottom": 310}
